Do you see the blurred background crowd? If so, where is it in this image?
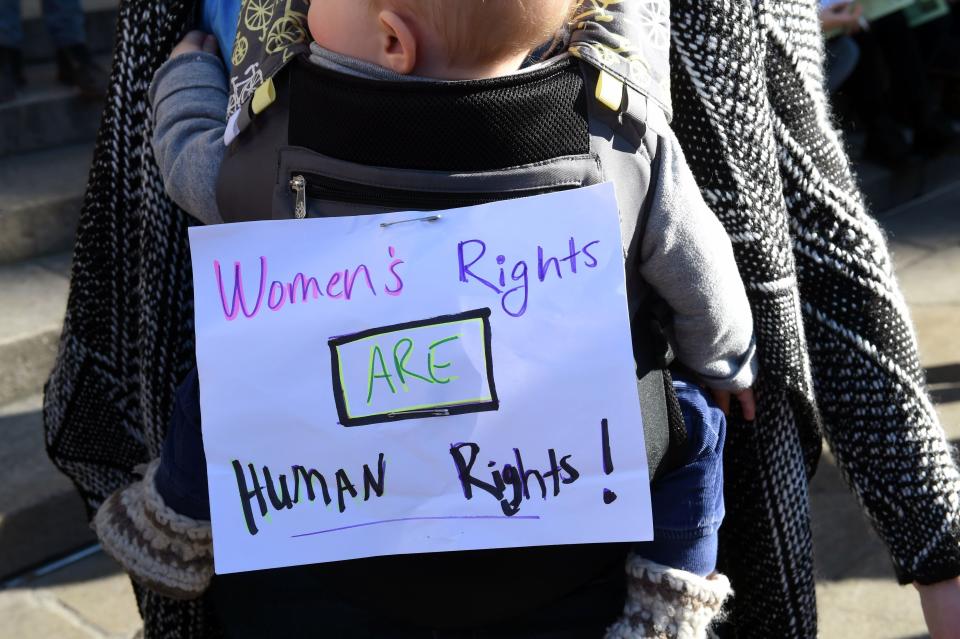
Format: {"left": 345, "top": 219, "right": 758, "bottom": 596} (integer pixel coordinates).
{"left": 822, "top": 0, "right": 960, "bottom": 164}
{"left": 6, "top": 0, "right": 960, "bottom": 164}
{"left": 0, "top": 0, "right": 106, "bottom": 101}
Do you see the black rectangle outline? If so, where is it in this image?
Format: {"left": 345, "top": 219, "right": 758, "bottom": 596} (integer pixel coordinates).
{"left": 329, "top": 308, "right": 499, "bottom": 427}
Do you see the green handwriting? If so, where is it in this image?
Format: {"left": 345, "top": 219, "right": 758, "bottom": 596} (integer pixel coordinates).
{"left": 366, "top": 334, "right": 460, "bottom": 404}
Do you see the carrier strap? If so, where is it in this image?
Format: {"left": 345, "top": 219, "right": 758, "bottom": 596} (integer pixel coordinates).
{"left": 586, "top": 66, "right": 687, "bottom": 479}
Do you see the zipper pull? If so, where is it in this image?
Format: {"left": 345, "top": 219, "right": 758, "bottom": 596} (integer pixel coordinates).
{"left": 290, "top": 175, "right": 307, "bottom": 219}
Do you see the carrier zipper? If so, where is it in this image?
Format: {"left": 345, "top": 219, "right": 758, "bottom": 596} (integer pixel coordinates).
{"left": 289, "top": 173, "right": 571, "bottom": 216}
{"left": 290, "top": 175, "right": 307, "bottom": 219}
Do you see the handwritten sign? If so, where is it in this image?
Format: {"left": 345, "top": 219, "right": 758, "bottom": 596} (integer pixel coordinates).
{"left": 189, "top": 183, "right": 653, "bottom": 574}
{"left": 329, "top": 309, "right": 498, "bottom": 426}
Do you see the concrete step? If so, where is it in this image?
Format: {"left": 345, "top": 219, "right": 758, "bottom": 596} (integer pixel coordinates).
{"left": 0, "top": 59, "right": 106, "bottom": 157}
{"left": 0, "top": 254, "right": 77, "bottom": 578}
{"left": 0, "top": 394, "right": 94, "bottom": 580}
{"left": 0, "top": 144, "right": 92, "bottom": 264}
{"left": 0, "top": 254, "right": 71, "bottom": 408}
{"left": 21, "top": 8, "right": 118, "bottom": 64}
{"left": 20, "top": 0, "right": 118, "bottom": 20}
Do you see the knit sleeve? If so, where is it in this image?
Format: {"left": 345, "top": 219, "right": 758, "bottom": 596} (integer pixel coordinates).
{"left": 762, "top": 11, "right": 960, "bottom": 588}
{"left": 663, "top": 3, "right": 960, "bottom": 631}
{"left": 800, "top": 213, "right": 960, "bottom": 585}
{"left": 668, "top": 0, "right": 960, "bottom": 588}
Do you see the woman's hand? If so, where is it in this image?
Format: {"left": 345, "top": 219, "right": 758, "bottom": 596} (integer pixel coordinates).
{"left": 916, "top": 577, "right": 960, "bottom": 638}
{"left": 820, "top": 2, "right": 864, "bottom": 35}
{"left": 170, "top": 30, "right": 218, "bottom": 60}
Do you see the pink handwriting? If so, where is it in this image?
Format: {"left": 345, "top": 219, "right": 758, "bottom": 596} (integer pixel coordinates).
{"left": 214, "top": 246, "right": 404, "bottom": 321}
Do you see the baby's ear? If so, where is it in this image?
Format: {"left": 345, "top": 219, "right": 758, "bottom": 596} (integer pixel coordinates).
{"left": 377, "top": 10, "right": 417, "bottom": 74}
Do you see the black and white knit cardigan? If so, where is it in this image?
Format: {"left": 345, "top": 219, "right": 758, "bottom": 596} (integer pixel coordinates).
{"left": 43, "top": 0, "right": 960, "bottom": 636}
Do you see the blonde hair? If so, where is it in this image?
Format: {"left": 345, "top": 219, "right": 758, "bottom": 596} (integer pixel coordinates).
{"left": 379, "top": 0, "right": 574, "bottom": 68}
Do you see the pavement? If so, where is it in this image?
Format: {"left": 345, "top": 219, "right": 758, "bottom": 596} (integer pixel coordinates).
{"left": 0, "top": 549, "right": 141, "bottom": 639}
{"left": 0, "top": 160, "right": 957, "bottom": 637}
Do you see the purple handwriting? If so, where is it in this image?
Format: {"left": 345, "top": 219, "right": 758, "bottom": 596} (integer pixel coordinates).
{"left": 457, "top": 237, "right": 599, "bottom": 317}
{"left": 214, "top": 247, "right": 405, "bottom": 321}
{"left": 291, "top": 514, "right": 540, "bottom": 538}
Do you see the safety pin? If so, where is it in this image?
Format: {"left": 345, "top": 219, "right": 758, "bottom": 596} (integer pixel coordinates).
{"left": 380, "top": 214, "right": 442, "bottom": 228}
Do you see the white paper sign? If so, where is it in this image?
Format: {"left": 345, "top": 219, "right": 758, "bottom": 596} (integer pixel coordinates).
{"left": 189, "top": 182, "right": 653, "bottom": 574}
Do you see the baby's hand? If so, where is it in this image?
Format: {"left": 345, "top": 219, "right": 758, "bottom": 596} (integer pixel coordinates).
{"left": 170, "top": 30, "right": 218, "bottom": 60}
{"left": 710, "top": 387, "right": 756, "bottom": 421}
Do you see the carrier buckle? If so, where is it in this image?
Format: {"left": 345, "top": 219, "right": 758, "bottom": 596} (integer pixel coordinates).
{"left": 595, "top": 70, "right": 625, "bottom": 112}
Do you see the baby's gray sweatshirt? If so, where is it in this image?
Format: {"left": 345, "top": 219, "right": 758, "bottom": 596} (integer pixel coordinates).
{"left": 148, "top": 47, "right": 757, "bottom": 391}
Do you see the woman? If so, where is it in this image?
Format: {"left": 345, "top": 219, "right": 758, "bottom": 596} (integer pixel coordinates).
{"left": 44, "top": 0, "right": 960, "bottom": 636}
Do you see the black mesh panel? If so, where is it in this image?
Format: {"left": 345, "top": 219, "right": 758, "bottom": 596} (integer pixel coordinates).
{"left": 288, "top": 56, "right": 589, "bottom": 171}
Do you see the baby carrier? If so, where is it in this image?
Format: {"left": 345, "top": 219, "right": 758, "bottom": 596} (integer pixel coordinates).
{"left": 208, "top": 1, "right": 688, "bottom": 629}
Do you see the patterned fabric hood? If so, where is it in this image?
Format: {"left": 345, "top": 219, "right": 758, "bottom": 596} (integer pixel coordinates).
{"left": 566, "top": 0, "right": 672, "bottom": 120}
{"left": 226, "top": 0, "right": 308, "bottom": 116}
{"left": 226, "top": 0, "right": 673, "bottom": 121}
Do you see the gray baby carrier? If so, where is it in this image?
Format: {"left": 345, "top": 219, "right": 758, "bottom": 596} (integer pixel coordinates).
{"left": 211, "top": 1, "right": 687, "bottom": 628}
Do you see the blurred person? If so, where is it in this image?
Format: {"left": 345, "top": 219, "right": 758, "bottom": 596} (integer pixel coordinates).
{"left": 912, "top": 3, "right": 960, "bottom": 118}
{"left": 819, "top": 1, "right": 916, "bottom": 166}
{"left": 0, "top": 0, "right": 107, "bottom": 102}
{"left": 820, "top": 1, "right": 863, "bottom": 93}
{"left": 910, "top": 1, "right": 960, "bottom": 75}
{"left": 844, "top": 7, "right": 957, "bottom": 160}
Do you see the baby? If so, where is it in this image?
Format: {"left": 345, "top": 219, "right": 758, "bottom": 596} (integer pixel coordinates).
{"left": 306, "top": 0, "right": 569, "bottom": 79}
{"left": 162, "top": 0, "right": 754, "bottom": 414}
{"left": 101, "top": 1, "right": 755, "bottom": 636}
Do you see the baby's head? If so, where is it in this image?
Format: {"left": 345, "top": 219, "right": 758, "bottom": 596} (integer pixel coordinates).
{"left": 307, "top": 0, "right": 574, "bottom": 79}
